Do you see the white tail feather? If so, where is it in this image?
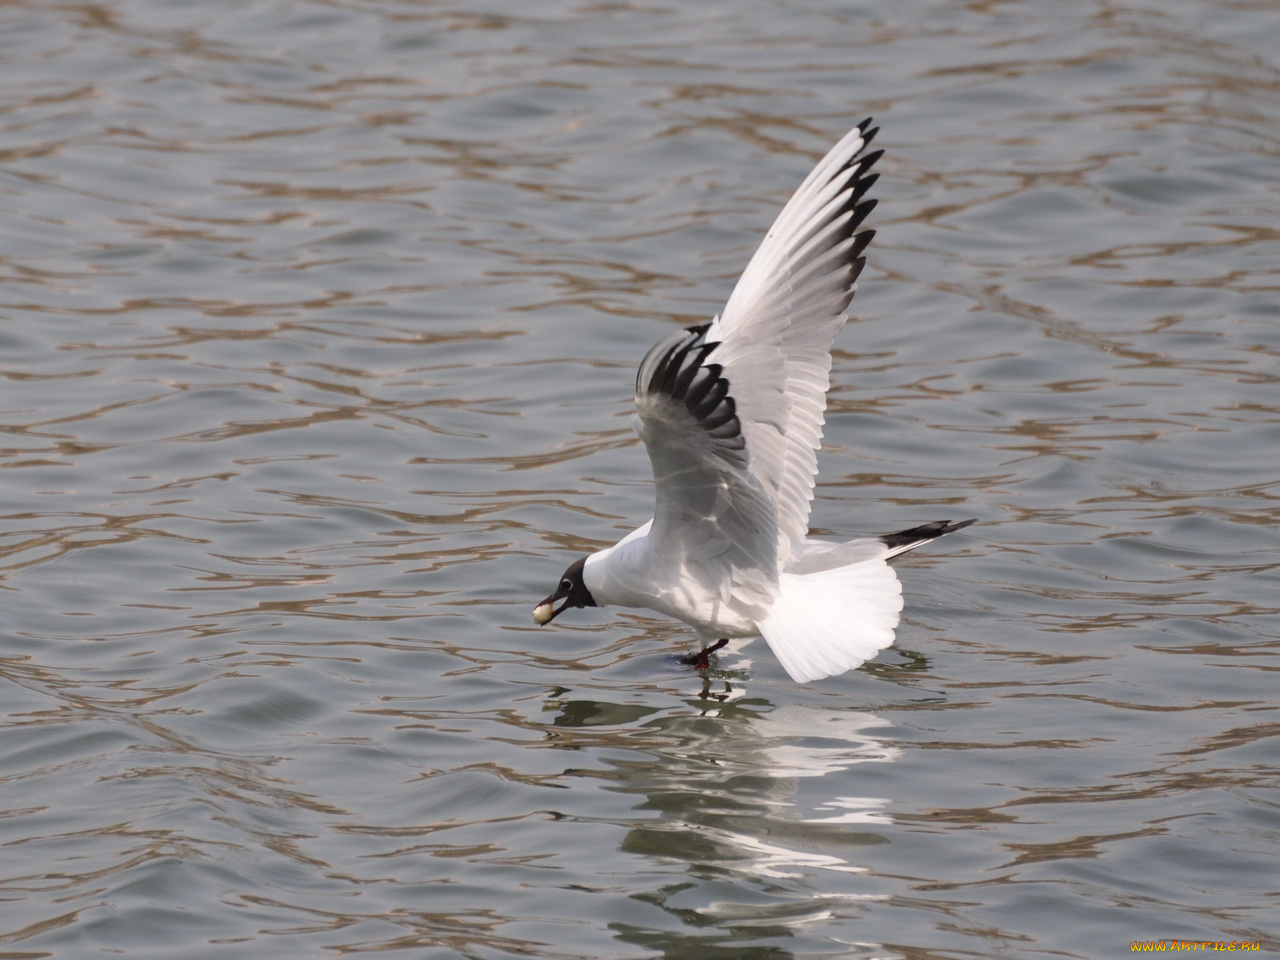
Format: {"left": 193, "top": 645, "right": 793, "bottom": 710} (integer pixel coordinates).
{"left": 757, "top": 560, "right": 903, "bottom": 683}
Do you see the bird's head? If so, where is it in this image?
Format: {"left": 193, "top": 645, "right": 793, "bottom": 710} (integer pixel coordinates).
{"left": 533, "top": 556, "right": 596, "bottom": 625}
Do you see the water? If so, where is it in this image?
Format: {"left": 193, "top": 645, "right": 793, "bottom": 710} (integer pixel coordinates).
{"left": 2, "top": 0, "right": 1278, "bottom": 956}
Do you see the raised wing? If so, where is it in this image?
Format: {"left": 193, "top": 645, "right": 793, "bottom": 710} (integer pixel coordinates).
{"left": 634, "top": 323, "right": 779, "bottom": 608}
{"left": 706, "top": 119, "right": 882, "bottom": 570}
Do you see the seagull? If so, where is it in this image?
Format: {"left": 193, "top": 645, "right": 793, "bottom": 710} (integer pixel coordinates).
{"left": 533, "top": 119, "right": 975, "bottom": 683}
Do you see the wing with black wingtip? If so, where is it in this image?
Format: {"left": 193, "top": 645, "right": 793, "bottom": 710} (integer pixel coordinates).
{"left": 708, "top": 119, "right": 882, "bottom": 571}
{"left": 633, "top": 322, "right": 779, "bottom": 607}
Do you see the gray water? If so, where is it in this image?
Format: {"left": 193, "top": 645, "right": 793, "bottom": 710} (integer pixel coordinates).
{"left": 2, "top": 1, "right": 1278, "bottom": 957}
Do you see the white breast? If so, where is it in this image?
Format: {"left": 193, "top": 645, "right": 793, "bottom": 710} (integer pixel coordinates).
{"left": 583, "top": 527, "right": 761, "bottom": 637}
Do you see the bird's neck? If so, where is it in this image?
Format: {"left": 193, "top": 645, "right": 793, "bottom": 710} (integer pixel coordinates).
{"left": 582, "top": 530, "right": 655, "bottom": 610}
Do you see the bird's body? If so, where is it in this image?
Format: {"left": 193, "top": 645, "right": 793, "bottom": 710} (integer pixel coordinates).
{"left": 535, "top": 119, "right": 975, "bottom": 683}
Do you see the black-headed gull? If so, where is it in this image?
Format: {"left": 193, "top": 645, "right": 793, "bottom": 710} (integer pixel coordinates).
{"left": 534, "top": 119, "right": 975, "bottom": 683}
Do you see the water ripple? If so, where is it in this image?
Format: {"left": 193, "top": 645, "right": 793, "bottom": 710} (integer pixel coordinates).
{"left": 3, "top": 0, "right": 1279, "bottom": 956}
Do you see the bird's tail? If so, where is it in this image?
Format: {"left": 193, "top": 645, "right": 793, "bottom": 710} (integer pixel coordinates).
{"left": 757, "top": 559, "right": 903, "bottom": 684}
{"left": 758, "top": 519, "right": 976, "bottom": 683}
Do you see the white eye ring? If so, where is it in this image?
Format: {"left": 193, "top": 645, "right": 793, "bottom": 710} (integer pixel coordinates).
{"left": 561, "top": 579, "right": 572, "bottom": 589}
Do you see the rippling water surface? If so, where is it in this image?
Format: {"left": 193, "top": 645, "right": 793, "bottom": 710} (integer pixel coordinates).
{"left": 3, "top": 1, "right": 1278, "bottom": 957}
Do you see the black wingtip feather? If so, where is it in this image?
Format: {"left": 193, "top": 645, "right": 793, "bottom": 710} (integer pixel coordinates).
{"left": 856, "top": 148, "right": 884, "bottom": 176}
{"left": 687, "top": 372, "right": 728, "bottom": 417}
{"left": 682, "top": 364, "right": 717, "bottom": 411}
{"left": 850, "top": 229, "right": 875, "bottom": 261}
{"left": 699, "top": 393, "right": 737, "bottom": 430}
{"left": 880, "top": 519, "right": 977, "bottom": 551}
{"left": 850, "top": 171, "right": 880, "bottom": 206}
{"left": 834, "top": 146, "right": 882, "bottom": 187}
{"left": 642, "top": 325, "right": 745, "bottom": 451}
{"left": 670, "top": 343, "right": 717, "bottom": 400}
{"left": 852, "top": 197, "right": 878, "bottom": 224}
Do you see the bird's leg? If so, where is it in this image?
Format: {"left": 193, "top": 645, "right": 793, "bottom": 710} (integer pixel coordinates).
{"left": 680, "top": 637, "right": 729, "bottom": 671}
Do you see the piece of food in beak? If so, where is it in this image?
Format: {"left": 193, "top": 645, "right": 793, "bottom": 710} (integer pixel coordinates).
{"left": 533, "top": 602, "right": 555, "bottom": 625}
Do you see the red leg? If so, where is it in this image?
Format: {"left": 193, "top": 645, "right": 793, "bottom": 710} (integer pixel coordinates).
{"left": 679, "top": 638, "right": 729, "bottom": 671}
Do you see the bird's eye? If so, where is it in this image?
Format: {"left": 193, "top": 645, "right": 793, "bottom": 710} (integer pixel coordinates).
{"left": 561, "top": 579, "right": 572, "bottom": 589}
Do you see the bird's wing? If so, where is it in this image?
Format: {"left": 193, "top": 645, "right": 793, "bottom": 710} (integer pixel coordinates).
{"left": 705, "top": 119, "right": 882, "bottom": 570}
{"left": 633, "top": 323, "right": 780, "bottom": 608}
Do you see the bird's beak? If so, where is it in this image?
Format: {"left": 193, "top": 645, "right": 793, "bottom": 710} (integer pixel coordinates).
{"left": 533, "top": 594, "right": 565, "bottom": 625}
